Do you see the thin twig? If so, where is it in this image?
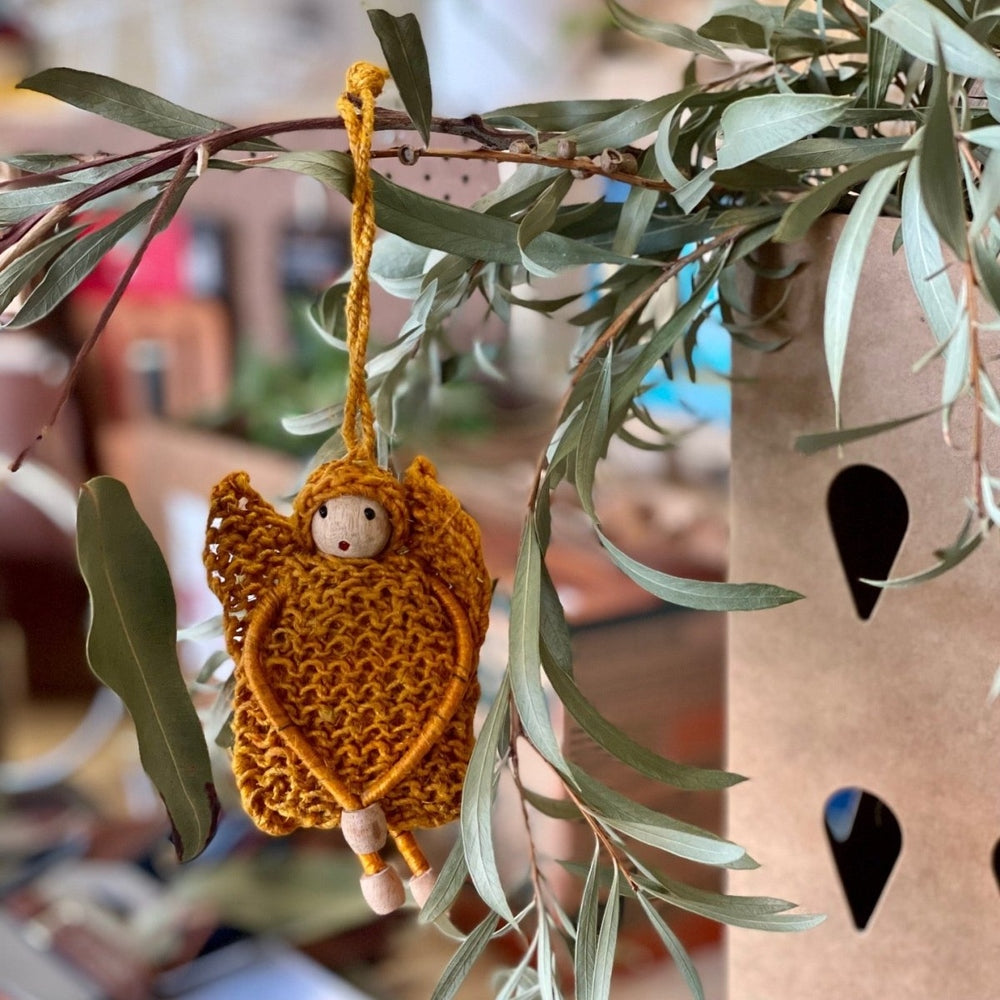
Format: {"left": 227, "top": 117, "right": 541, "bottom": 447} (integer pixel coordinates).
{"left": 10, "top": 147, "right": 198, "bottom": 471}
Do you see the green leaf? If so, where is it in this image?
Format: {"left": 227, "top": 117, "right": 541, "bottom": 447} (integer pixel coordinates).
{"left": 483, "top": 99, "right": 642, "bottom": 132}
{"left": 613, "top": 152, "right": 663, "bottom": 256}
{"left": 872, "top": 0, "right": 1000, "bottom": 80}
{"left": 636, "top": 895, "right": 704, "bottom": 1000}
{"left": 589, "top": 866, "right": 620, "bottom": 1000}
{"left": 460, "top": 673, "right": 516, "bottom": 924}
{"left": 868, "top": 517, "right": 985, "bottom": 587}
{"left": 596, "top": 528, "right": 802, "bottom": 611}
{"left": 517, "top": 171, "right": 575, "bottom": 277}
{"left": 794, "top": 407, "right": 940, "bottom": 454}
{"left": 368, "top": 9, "right": 433, "bottom": 146}
{"left": 260, "top": 149, "right": 352, "bottom": 198}
{"left": 773, "top": 149, "right": 914, "bottom": 244}
{"left": 0, "top": 180, "right": 91, "bottom": 225}
{"left": 640, "top": 875, "right": 825, "bottom": 930}
{"left": 419, "top": 836, "right": 469, "bottom": 925}
{"left": 509, "top": 523, "right": 569, "bottom": 770}
{"left": 570, "top": 767, "right": 749, "bottom": 867}
{"left": 607, "top": 0, "right": 730, "bottom": 59}
{"left": 901, "top": 158, "right": 961, "bottom": 347}
{"left": 717, "top": 94, "right": 853, "bottom": 170}
{"left": 430, "top": 911, "right": 501, "bottom": 1000}
{"left": 0, "top": 223, "right": 86, "bottom": 314}
{"left": 8, "top": 195, "right": 159, "bottom": 328}
{"left": 867, "top": 0, "right": 902, "bottom": 108}
{"left": 574, "top": 348, "right": 613, "bottom": 519}
{"left": 76, "top": 477, "right": 218, "bottom": 861}
{"left": 823, "top": 157, "right": 908, "bottom": 425}
{"left": 574, "top": 845, "right": 601, "bottom": 998}
{"left": 552, "top": 89, "right": 701, "bottom": 157}
{"left": 18, "top": 68, "right": 278, "bottom": 148}
{"left": 542, "top": 652, "right": 744, "bottom": 789}
{"left": 919, "top": 42, "right": 968, "bottom": 261}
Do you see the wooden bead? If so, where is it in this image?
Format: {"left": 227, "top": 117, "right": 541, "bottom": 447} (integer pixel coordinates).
{"left": 341, "top": 803, "right": 388, "bottom": 854}
{"left": 360, "top": 865, "right": 406, "bottom": 914}
{"left": 409, "top": 868, "right": 437, "bottom": 909}
{"left": 311, "top": 495, "right": 391, "bottom": 558}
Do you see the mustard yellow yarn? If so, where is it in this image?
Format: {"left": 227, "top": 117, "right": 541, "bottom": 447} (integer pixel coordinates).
{"left": 203, "top": 64, "right": 492, "bottom": 846}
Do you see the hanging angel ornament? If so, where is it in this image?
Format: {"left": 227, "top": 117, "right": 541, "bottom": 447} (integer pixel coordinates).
{"left": 203, "top": 64, "right": 492, "bottom": 914}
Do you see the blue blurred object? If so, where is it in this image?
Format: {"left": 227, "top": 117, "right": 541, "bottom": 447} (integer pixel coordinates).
{"left": 601, "top": 180, "right": 731, "bottom": 425}
{"left": 824, "top": 786, "right": 863, "bottom": 843}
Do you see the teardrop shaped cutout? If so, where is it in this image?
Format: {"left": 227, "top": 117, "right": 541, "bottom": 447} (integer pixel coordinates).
{"left": 827, "top": 464, "right": 908, "bottom": 620}
{"left": 824, "top": 787, "right": 902, "bottom": 930}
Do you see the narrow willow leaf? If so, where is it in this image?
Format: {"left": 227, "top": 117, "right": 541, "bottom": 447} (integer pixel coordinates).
{"left": 574, "top": 348, "right": 613, "bottom": 519}
{"left": 574, "top": 845, "right": 601, "bottom": 999}
{"left": 177, "top": 615, "right": 224, "bottom": 643}
{"left": 717, "top": 94, "right": 852, "bottom": 170}
{"left": 636, "top": 895, "right": 704, "bottom": 1000}
{"left": 430, "top": 911, "right": 501, "bottom": 1000}
{"left": 554, "top": 89, "right": 700, "bottom": 157}
{"left": 368, "top": 9, "right": 433, "bottom": 146}
{"left": 260, "top": 149, "right": 352, "bottom": 198}
{"left": 596, "top": 528, "right": 801, "bottom": 611}
{"left": 538, "top": 561, "right": 573, "bottom": 674}
{"left": 537, "top": 906, "right": 560, "bottom": 1000}
{"left": 613, "top": 153, "right": 664, "bottom": 257}
{"left": 641, "top": 877, "right": 825, "bottom": 931}
{"left": 970, "top": 144, "right": 1000, "bottom": 239}
{"left": 542, "top": 654, "right": 743, "bottom": 789}
{"left": 509, "top": 522, "right": 569, "bottom": 770}
{"left": 919, "top": 43, "right": 968, "bottom": 261}
{"left": 517, "top": 171, "right": 575, "bottom": 277}
{"left": 8, "top": 195, "right": 159, "bottom": 328}
{"left": 0, "top": 223, "right": 86, "bottom": 314}
{"left": 866, "top": 520, "right": 984, "bottom": 587}
{"left": 759, "top": 136, "right": 905, "bottom": 171}
{"left": 522, "top": 787, "right": 582, "bottom": 820}
{"left": 77, "top": 477, "right": 218, "bottom": 861}
{"left": 872, "top": 0, "right": 1000, "bottom": 79}
{"left": 18, "top": 68, "right": 278, "bottom": 148}
{"left": 570, "top": 767, "right": 748, "bottom": 867}
{"left": 482, "top": 99, "right": 642, "bottom": 132}
{"left": 0, "top": 181, "right": 90, "bottom": 225}
{"left": 461, "top": 673, "right": 516, "bottom": 924}
{"left": 419, "top": 835, "right": 469, "bottom": 925}
{"left": 773, "top": 149, "right": 913, "bottom": 244}
{"left": 281, "top": 405, "right": 343, "bottom": 436}
{"left": 901, "top": 158, "right": 960, "bottom": 346}
{"left": 824, "top": 157, "right": 908, "bottom": 424}
{"left": 194, "top": 650, "right": 230, "bottom": 684}
{"left": 867, "top": 0, "right": 902, "bottom": 108}
{"left": 674, "top": 165, "right": 718, "bottom": 214}
{"left": 588, "top": 866, "right": 620, "bottom": 1000}
{"left": 794, "top": 407, "right": 940, "bottom": 454}
{"left": 608, "top": 0, "right": 729, "bottom": 59}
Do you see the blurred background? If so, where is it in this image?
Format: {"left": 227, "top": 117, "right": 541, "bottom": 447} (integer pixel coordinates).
{"left": 0, "top": 2, "right": 731, "bottom": 997}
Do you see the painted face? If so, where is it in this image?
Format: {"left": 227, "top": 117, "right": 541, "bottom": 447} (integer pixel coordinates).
{"left": 310, "top": 495, "right": 392, "bottom": 558}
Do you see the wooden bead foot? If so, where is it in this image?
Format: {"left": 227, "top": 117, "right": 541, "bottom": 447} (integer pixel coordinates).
{"left": 360, "top": 865, "right": 406, "bottom": 914}
{"left": 341, "top": 803, "right": 388, "bottom": 854}
{"left": 409, "top": 867, "right": 437, "bottom": 909}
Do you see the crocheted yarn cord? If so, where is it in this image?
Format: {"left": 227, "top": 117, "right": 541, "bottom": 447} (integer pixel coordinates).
{"left": 204, "top": 454, "right": 492, "bottom": 837}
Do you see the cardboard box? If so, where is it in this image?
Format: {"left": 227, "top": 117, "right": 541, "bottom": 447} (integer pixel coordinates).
{"left": 728, "top": 215, "right": 1000, "bottom": 998}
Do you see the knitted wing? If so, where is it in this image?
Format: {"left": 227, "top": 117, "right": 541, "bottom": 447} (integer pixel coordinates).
{"left": 402, "top": 455, "right": 493, "bottom": 644}
{"left": 203, "top": 470, "right": 295, "bottom": 654}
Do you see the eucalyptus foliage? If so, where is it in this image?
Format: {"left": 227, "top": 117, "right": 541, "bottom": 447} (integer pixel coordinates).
{"left": 5, "top": 0, "right": 1000, "bottom": 996}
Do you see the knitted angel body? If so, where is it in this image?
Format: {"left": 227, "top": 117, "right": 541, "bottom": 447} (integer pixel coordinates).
{"left": 205, "top": 454, "right": 491, "bottom": 911}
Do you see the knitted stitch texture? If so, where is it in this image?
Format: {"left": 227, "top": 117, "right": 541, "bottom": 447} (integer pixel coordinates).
{"left": 204, "top": 454, "right": 492, "bottom": 837}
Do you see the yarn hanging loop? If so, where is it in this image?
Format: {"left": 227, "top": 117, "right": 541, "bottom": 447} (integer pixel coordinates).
{"left": 336, "top": 61, "right": 390, "bottom": 462}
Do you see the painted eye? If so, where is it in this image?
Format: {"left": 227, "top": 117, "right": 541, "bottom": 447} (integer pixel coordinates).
{"left": 311, "top": 496, "right": 391, "bottom": 558}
